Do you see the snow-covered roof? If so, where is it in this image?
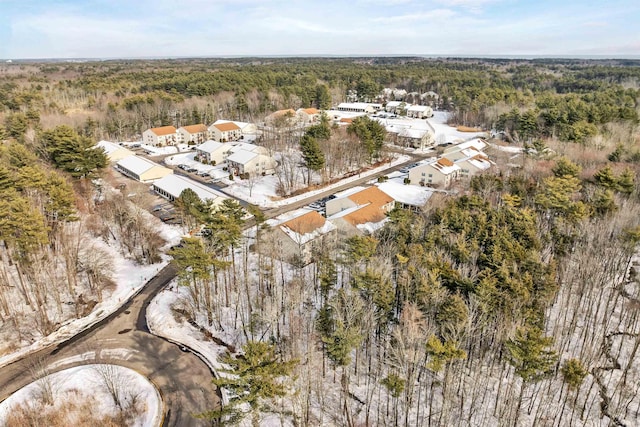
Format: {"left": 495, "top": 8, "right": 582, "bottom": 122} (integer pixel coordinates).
{"left": 97, "top": 140, "right": 132, "bottom": 155}
{"left": 421, "top": 91, "right": 440, "bottom": 99}
{"left": 227, "top": 149, "right": 258, "bottom": 165}
{"left": 326, "top": 109, "right": 367, "bottom": 121}
{"left": 356, "top": 218, "right": 389, "bottom": 234}
{"left": 457, "top": 155, "right": 493, "bottom": 171}
{"left": 230, "top": 142, "right": 264, "bottom": 154}
{"left": 152, "top": 174, "right": 227, "bottom": 203}
{"left": 445, "top": 138, "right": 487, "bottom": 153}
{"left": 97, "top": 140, "right": 120, "bottom": 154}
{"left": 432, "top": 158, "right": 460, "bottom": 175}
{"left": 116, "top": 155, "right": 162, "bottom": 175}
{"left": 407, "top": 105, "right": 432, "bottom": 113}
{"left": 399, "top": 128, "right": 430, "bottom": 139}
{"left": 377, "top": 181, "right": 433, "bottom": 207}
{"left": 337, "top": 102, "right": 382, "bottom": 110}
{"left": 386, "top": 101, "right": 403, "bottom": 108}
{"left": 197, "top": 140, "right": 225, "bottom": 154}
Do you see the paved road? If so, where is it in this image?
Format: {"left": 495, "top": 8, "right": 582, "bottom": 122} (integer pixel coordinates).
{"left": 0, "top": 264, "right": 219, "bottom": 427}
{"left": 0, "top": 147, "right": 430, "bottom": 425}
{"left": 261, "top": 154, "right": 430, "bottom": 219}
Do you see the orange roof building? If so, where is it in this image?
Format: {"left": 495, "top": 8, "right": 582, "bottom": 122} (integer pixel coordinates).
{"left": 149, "top": 125, "right": 177, "bottom": 136}
{"left": 326, "top": 186, "right": 396, "bottom": 233}
{"left": 213, "top": 122, "right": 241, "bottom": 132}
{"left": 209, "top": 121, "right": 243, "bottom": 142}
{"left": 181, "top": 124, "right": 208, "bottom": 134}
{"left": 143, "top": 125, "right": 178, "bottom": 146}
{"left": 262, "top": 210, "right": 337, "bottom": 265}
{"left": 281, "top": 211, "right": 327, "bottom": 236}
{"left": 178, "top": 124, "right": 208, "bottom": 144}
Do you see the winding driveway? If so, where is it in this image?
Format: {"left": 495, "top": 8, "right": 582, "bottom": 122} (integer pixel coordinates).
{"left": 0, "top": 263, "right": 219, "bottom": 427}
{"left": 0, "top": 150, "right": 429, "bottom": 426}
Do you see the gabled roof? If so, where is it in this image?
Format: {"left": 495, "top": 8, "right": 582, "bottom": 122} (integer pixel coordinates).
{"left": 229, "top": 142, "right": 266, "bottom": 155}
{"left": 147, "top": 126, "right": 177, "bottom": 136}
{"left": 97, "top": 140, "right": 132, "bottom": 155}
{"left": 197, "top": 140, "right": 225, "bottom": 154}
{"left": 117, "top": 155, "right": 165, "bottom": 175}
{"left": 338, "top": 102, "right": 382, "bottom": 110}
{"left": 445, "top": 138, "right": 487, "bottom": 153}
{"left": 343, "top": 203, "right": 388, "bottom": 226}
{"left": 281, "top": 211, "right": 326, "bottom": 235}
{"left": 377, "top": 181, "right": 432, "bottom": 207}
{"left": 213, "top": 122, "right": 241, "bottom": 132}
{"left": 153, "top": 174, "right": 227, "bottom": 203}
{"left": 328, "top": 186, "right": 394, "bottom": 227}
{"left": 271, "top": 109, "right": 297, "bottom": 118}
{"left": 279, "top": 210, "right": 336, "bottom": 245}
{"left": 430, "top": 157, "right": 460, "bottom": 175}
{"left": 348, "top": 186, "right": 394, "bottom": 207}
{"left": 227, "top": 149, "right": 258, "bottom": 165}
{"left": 407, "top": 105, "right": 431, "bottom": 112}
{"left": 180, "top": 124, "right": 207, "bottom": 134}
{"left": 212, "top": 119, "right": 251, "bottom": 130}
{"left": 300, "top": 108, "right": 320, "bottom": 115}
{"left": 457, "top": 154, "right": 494, "bottom": 171}
{"left": 399, "top": 128, "right": 430, "bottom": 139}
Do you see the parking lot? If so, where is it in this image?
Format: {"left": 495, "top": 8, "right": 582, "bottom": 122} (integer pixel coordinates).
{"left": 307, "top": 194, "right": 336, "bottom": 216}
{"left": 152, "top": 202, "right": 181, "bottom": 224}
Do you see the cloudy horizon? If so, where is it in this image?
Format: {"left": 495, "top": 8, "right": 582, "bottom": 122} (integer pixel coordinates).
{"left": 1, "top": 0, "right": 639, "bottom": 60}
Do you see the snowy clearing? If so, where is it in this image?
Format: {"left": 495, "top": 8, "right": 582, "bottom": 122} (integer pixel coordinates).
{"left": 0, "top": 363, "right": 162, "bottom": 427}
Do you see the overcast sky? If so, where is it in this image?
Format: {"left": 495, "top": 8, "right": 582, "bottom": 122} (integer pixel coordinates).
{"left": 1, "top": 0, "right": 638, "bottom": 59}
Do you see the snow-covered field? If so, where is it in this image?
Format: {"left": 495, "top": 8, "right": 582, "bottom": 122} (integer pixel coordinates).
{"left": 0, "top": 363, "right": 161, "bottom": 426}
{"left": 427, "top": 111, "right": 488, "bottom": 143}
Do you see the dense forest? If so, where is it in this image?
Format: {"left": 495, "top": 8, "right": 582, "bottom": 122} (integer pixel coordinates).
{"left": 1, "top": 57, "right": 640, "bottom": 426}
{"left": 1, "top": 57, "right": 639, "bottom": 143}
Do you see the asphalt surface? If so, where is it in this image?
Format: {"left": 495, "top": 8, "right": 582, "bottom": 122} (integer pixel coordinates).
{"left": 0, "top": 263, "right": 219, "bottom": 427}
{"left": 0, "top": 148, "right": 428, "bottom": 426}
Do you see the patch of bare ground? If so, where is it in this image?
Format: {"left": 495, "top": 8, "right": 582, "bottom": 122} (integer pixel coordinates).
{"left": 5, "top": 392, "right": 147, "bottom": 427}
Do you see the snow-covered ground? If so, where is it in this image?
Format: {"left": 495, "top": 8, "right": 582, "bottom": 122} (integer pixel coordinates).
{"left": 427, "top": 111, "right": 489, "bottom": 143}
{"left": 0, "top": 217, "right": 182, "bottom": 369}
{"left": 164, "top": 151, "right": 229, "bottom": 180}
{"left": 219, "top": 155, "right": 411, "bottom": 208}
{"left": 0, "top": 363, "right": 161, "bottom": 426}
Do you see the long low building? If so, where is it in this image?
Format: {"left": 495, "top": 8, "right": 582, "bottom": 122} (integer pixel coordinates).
{"left": 337, "top": 102, "right": 383, "bottom": 113}
{"left": 152, "top": 174, "right": 228, "bottom": 207}
{"left": 115, "top": 155, "right": 173, "bottom": 182}
{"left": 97, "top": 140, "right": 135, "bottom": 162}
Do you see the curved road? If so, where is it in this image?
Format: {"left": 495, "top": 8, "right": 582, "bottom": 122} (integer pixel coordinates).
{"left": 0, "top": 149, "right": 429, "bottom": 425}
{"left": 0, "top": 263, "right": 219, "bottom": 427}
